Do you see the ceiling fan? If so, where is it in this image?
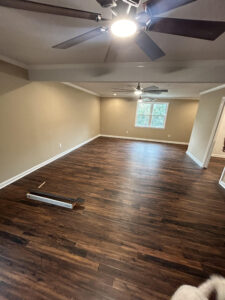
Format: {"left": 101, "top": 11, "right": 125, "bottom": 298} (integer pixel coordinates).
{"left": 113, "top": 82, "right": 168, "bottom": 96}
{"left": 0, "top": 0, "right": 225, "bottom": 61}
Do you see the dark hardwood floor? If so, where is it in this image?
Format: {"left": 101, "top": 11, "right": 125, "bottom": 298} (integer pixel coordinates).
{"left": 0, "top": 137, "right": 224, "bottom": 300}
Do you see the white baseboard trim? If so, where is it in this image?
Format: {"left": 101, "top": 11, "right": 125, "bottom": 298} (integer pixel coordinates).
{"left": 186, "top": 151, "right": 204, "bottom": 168}
{"left": 220, "top": 181, "right": 225, "bottom": 189}
{"left": 0, "top": 135, "right": 100, "bottom": 190}
{"left": 219, "top": 167, "right": 225, "bottom": 190}
{"left": 211, "top": 154, "right": 225, "bottom": 159}
{"left": 100, "top": 134, "right": 188, "bottom": 145}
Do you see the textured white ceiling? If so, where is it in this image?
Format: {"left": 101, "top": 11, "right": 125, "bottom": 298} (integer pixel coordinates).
{"left": 74, "top": 82, "right": 219, "bottom": 98}
{"left": 0, "top": 0, "right": 225, "bottom": 65}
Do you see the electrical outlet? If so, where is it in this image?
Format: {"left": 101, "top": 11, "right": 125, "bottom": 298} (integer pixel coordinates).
{"left": 59, "top": 143, "right": 62, "bottom": 148}
{"left": 126, "top": 130, "right": 129, "bottom": 134}
{"left": 168, "top": 134, "right": 171, "bottom": 138}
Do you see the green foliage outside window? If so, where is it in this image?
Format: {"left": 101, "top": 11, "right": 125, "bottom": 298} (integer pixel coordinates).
{"left": 135, "top": 102, "right": 168, "bottom": 128}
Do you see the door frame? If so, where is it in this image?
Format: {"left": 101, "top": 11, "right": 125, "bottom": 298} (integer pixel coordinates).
{"left": 202, "top": 97, "right": 225, "bottom": 168}
{"left": 219, "top": 167, "right": 225, "bottom": 189}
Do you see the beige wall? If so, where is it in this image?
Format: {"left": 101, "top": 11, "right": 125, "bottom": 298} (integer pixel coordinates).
{"left": 100, "top": 97, "right": 198, "bottom": 143}
{"left": 0, "top": 61, "right": 100, "bottom": 184}
{"left": 212, "top": 107, "right": 225, "bottom": 158}
{"left": 187, "top": 88, "right": 225, "bottom": 164}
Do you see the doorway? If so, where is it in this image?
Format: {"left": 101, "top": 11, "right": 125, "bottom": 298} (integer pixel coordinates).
{"left": 203, "top": 97, "right": 225, "bottom": 168}
{"left": 211, "top": 105, "right": 225, "bottom": 160}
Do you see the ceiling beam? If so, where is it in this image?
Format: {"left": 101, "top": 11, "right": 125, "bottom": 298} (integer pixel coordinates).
{"left": 0, "top": 54, "right": 28, "bottom": 69}
{"left": 62, "top": 82, "right": 100, "bottom": 96}
{"left": 28, "top": 60, "right": 225, "bottom": 83}
{"left": 200, "top": 84, "right": 225, "bottom": 95}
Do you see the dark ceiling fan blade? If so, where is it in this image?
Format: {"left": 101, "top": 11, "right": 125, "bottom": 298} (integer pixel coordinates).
{"left": 53, "top": 27, "right": 107, "bottom": 49}
{"left": 143, "top": 0, "right": 197, "bottom": 16}
{"left": 143, "top": 85, "right": 158, "bottom": 91}
{"left": 135, "top": 30, "right": 165, "bottom": 61}
{"left": 144, "top": 89, "right": 168, "bottom": 93}
{"left": 148, "top": 17, "right": 225, "bottom": 41}
{"left": 0, "top": 0, "right": 104, "bottom": 21}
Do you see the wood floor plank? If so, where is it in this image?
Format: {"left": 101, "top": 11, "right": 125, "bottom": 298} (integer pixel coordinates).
{"left": 0, "top": 137, "right": 224, "bottom": 299}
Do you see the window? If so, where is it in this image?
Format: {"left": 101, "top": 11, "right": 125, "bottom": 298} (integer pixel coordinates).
{"left": 135, "top": 102, "right": 168, "bottom": 129}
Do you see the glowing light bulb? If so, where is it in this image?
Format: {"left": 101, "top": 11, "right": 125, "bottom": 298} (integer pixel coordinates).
{"left": 135, "top": 89, "right": 143, "bottom": 96}
{"left": 111, "top": 19, "right": 137, "bottom": 38}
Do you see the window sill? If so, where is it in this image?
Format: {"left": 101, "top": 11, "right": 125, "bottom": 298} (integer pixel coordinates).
{"left": 135, "top": 125, "right": 165, "bottom": 130}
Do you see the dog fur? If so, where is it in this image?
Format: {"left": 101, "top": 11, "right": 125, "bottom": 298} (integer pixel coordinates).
{"left": 171, "top": 275, "right": 225, "bottom": 300}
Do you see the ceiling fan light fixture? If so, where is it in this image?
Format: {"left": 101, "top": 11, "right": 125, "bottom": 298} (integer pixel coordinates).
{"left": 111, "top": 19, "right": 137, "bottom": 38}
{"left": 135, "top": 89, "right": 143, "bottom": 96}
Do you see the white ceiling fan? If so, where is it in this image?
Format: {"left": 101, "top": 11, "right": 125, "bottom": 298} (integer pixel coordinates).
{"left": 112, "top": 82, "right": 169, "bottom": 96}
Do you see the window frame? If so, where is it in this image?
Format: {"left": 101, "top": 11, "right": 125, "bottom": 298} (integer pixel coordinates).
{"left": 135, "top": 101, "right": 169, "bottom": 129}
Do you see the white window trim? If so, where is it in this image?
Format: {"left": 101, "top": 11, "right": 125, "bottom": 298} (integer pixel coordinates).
{"left": 135, "top": 101, "right": 169, "bottom": 129}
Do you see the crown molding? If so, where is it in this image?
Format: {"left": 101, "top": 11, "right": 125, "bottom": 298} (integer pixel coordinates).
{"left": 200, "top": 84, "right": 225, "bottom": 95}
{"left": 0, "top": 54, "right": 28, "bottom": 69}
{"left": 101, "top": 96, "right": 199, "bottom": 100}
{"left": 62, "top": 82, "right": 100, "bottom": 97}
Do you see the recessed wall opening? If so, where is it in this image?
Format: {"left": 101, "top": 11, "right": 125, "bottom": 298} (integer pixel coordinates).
{"left": 211, "top": 106, "right": 225, "bottom": 160}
